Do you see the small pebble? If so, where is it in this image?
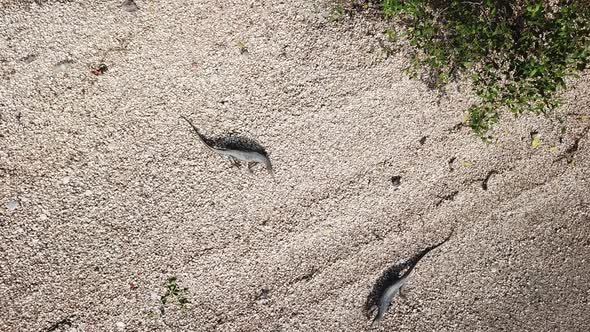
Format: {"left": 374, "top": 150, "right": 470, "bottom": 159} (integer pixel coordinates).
{"left": 116, "top": 321, "right": 125, "bottom": 331}
{"left": 6, "top": 199, "right": 19, "bottom": 210}
{"left": 55, "top": 59, "right": 74, "bottom": 71}
{"left": 391, "top": 176, "right": 401, "bottom": 189}
{"left": 122, "top": 0, "right": 139, "bottom": 12}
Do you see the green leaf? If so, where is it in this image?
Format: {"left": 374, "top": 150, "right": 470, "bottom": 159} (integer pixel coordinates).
{"left": 459, "top": 160, "right": 473, "bottom": 168}
{"left": 531, "top": 134, "right": 541, "bottom": 149}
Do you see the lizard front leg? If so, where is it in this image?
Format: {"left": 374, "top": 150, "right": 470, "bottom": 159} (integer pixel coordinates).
{"left": 229, "top": 156, "right": 240, "bottom": 168}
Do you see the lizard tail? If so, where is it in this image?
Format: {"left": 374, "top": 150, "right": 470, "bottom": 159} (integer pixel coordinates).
{"left": 264, "top": 159, "right": 274, "bottom": 176}
{"left": 371, "top": 309, "right": 383, "bottom": 326}
{"left": 180, "top": 115, "right": 216, "bottom": 153}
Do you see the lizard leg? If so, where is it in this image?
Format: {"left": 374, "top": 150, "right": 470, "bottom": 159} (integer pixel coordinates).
{"left": 246, "top": 162, "right": 253, "bottom": 173}
{"left": 229, "top": 157, "right": 240, "bottom": 168}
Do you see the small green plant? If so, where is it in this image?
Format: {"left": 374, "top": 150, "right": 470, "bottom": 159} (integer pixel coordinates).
{"left": 378, "top": 0, "right": 590, "bottom": 138}
{"left": 161, "top": 276, "right": 190, "bottom": 307}
{"left": 531, "top": 132, "right": 541, "bottom": 148}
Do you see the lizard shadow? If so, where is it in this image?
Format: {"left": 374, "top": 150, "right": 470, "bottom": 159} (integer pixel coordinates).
{"left": 364, "top": 246, "right": 434, "bottom": 319}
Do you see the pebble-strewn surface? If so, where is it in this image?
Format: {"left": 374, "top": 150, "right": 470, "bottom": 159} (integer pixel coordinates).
{"left": 1, "top": 1, "right": 589, "bottom": 331}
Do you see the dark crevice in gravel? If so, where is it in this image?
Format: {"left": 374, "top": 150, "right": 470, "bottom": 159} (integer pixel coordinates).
{"left": 435, "top": 191, "right": 459, "bottom": 207}
{"left": 482, "top": 170, "right": 498, "bottom": 190}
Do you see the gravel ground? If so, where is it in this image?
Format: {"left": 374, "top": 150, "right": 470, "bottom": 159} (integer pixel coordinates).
{"left": 1, "top": 1, "right": 589, "bottom": 331}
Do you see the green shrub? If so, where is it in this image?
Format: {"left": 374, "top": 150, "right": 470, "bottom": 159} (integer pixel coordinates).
{"left": 379, "top": 0, "right": 590, "bottom": 138}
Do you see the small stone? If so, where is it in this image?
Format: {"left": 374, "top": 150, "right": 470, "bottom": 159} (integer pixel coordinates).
{"left": 122, "top": 0, "right": 139, "bottom": 12}
{"left": 257, "top": 288, "right": 271, "bottom": 301}
{"left": 55, "top": 59, "right": 74, "bottom": 71}
{"left": 39, "top": 214, "right": 48, "bottom": 221}
{"left": 62, "top": 176, "right": 71, "bottom": 184}
{"left": 116, "top": 321, "right": 125, "bottom": 331}
{"left": 6, "top": 199, "right": 19, "bottom": 210}
{"left": 391, "top": 176, "right": 401, "bottom": 189}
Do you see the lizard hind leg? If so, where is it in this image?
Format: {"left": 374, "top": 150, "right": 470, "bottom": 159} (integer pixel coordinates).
{"left": 246, "top": 162, "right": 254, "bottom": 173}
